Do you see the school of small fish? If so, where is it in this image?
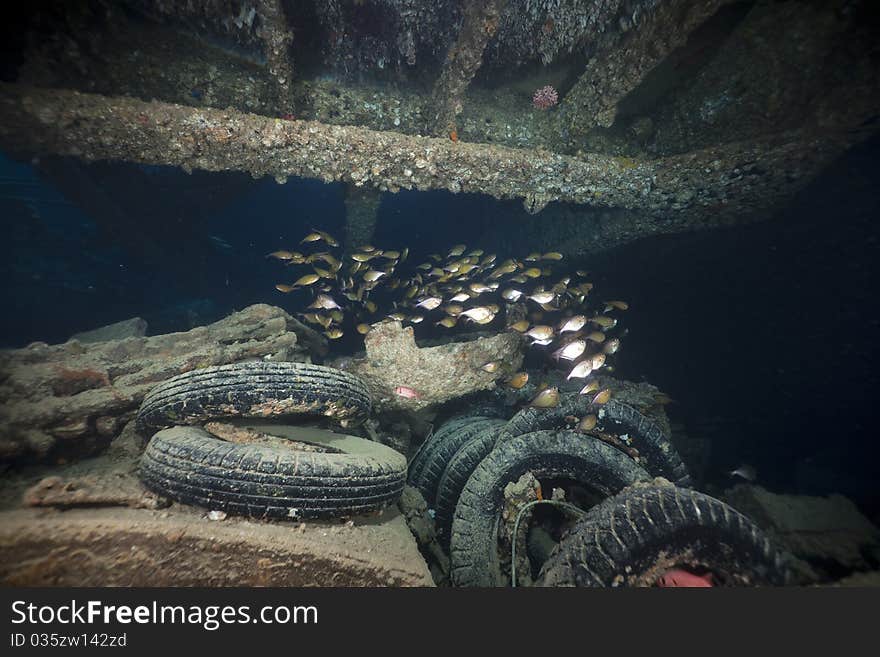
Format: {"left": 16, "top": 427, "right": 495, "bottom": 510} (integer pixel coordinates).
{"left": 270, "top": 230, "right": 628, "bottom": 421}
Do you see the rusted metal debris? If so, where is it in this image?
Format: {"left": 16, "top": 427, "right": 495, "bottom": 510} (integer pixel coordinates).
{"left": 563, "top": 0, "right": 730, "bottom": 137}
{"left": 428, "top": 0, "right": 507, "bottom": 137}
{"left": 0, "top": 83, "right": 864, "bottom": 225}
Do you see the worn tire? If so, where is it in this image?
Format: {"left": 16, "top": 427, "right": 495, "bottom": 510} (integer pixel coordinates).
{"left": 450, "top": 430, "right": 651, "bottom": 587}
{"left": 498, "top": 396, "right": 691, "bottom": 486}
{"left": 407, "top": 415, "right": 487, "bottom": 484}
{"left": 538, "top": 482, "right": 789, "bottom": 587}
{"left": 434, "top": 424, "right": 504, "bottom": 548}
{"left": 408, "top": 417, "right": 505, "bottom": 504}
{"left": 140, "top": 423, "right": 406, "bottom": 519}
{"left": 136, "top": 362, "right": 372, "bottom": 435}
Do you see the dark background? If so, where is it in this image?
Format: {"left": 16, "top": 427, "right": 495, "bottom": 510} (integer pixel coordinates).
{"left": 1, "top": 134, "right": 878, "bottom": 516}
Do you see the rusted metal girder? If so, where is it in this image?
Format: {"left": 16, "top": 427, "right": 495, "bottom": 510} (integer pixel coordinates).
{"left": 0, "top": 84, "right": 863, "bottom": 223}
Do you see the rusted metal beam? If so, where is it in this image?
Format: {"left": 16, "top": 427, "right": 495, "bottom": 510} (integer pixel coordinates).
{"left": 0, "top": 84, "right": 863, "bottom": 223}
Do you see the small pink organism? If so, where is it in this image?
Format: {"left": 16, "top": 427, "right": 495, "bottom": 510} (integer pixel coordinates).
{"left": 394, "top": 385, "right": 422, "bottom": 399}
{"left": 532, "top": 85, "right": 558, "bottom": 110}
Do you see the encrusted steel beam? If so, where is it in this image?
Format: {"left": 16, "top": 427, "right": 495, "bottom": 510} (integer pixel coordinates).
{"left": 427, "top": 0, "right": 507, "bottom": 137}
{"left": 564, "top": 0, "right": 729, "bottom": 135}
{"left": 256, "top": 0, "right": 295, "bottom": 112}
{"left": 0, "top": 84, "right": 865, "bottom": 224}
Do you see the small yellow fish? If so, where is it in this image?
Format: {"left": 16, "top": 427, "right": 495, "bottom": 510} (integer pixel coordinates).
{"left": 523, "top": 267, "right": 542, "bottom": 279}
{"left": 351, "top": 252, "right": 375, "bottom": 262}
{"left": 592, "top": 388, "right": 612, "bottom": 405}
{"left": 586, "top": 331, "right": 606, "bottom": 343}
{"left": 293, "top": 273, "right": 320, "bottom": 287}
{"left": 356, "top": 323, "right": 371, "bottom": 335}
{"left": 507, "top": 372, "right": 529, "bottom": 389}
{"left": 312, "top": 266, "right": 334, "bottom": 279}
{"left": 542, "top": 252, "right": 564, "bottom": 260}
{"left": 527, "top": 291, "right": 556, "bottom": 304}
{"left": 308, "top": 294, "right": 341, "bottom": 310}
{"left": 591, "top": 316, "right": 617, "bottom": 329}
{"left": 442, "top": 304, "right": 464, "bottom": 316}
{"left": 450, "top": 292, "right": 471, "bottom": 303}
{"left": 437, "top": 316, "right": 458, "bottom": 328}
{"left": 460, "top": 306, "right": 495, "bottom": 322}
{"left": 525, "top": 325, "right": 554, "bottom": 341}
{"left": 268, "top": 250, "right": 296, "bottom": 260}
{"left": 410, "top": 315, "right": 424, "bottom": 324}
{"left": 387, "top": 312, "right": 406, "bottom": 321}
{"left": 364, "top": 300, "right": 378, "bottom": 313}
{"left": 301, "top": 232, "right": 323, "bottom": 243}
{"left": 524, "top": 253, "right": 541, "bottom": 262}
{"left": 605, "top": 300, "right": 629, "bottom": 311}
{"left": 382, "top": 250, "right": 401, "bottom": 259}
{"left": 275, "top": 284, "right": 296, "bottom": 293}
{"left": 579, "top": 380, "right": 600, "bottom": 395}
{"left": 510, "top": 320, "right": 530, "bottom": 333}
{"left": 530, "top": 387, "right": 560, "bottom": 409}
{"left": 602, "top": 338, "right": 621, "bottom": 354}
{"left": 481, "top": 361, "right": 502, "bottom": 373}
{"left": 449, "top": 244, "right": 466, "bottom": 257}
{"left": 324, "top": 328, "right": 344, "bottom": 339}
{"left": 363, "top": 270, "right": 387, "bottom": 282}
{"left": 577, "top": 414, "right": 598, "bottom": 432}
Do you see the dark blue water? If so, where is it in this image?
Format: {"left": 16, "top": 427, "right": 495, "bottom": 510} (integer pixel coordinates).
{"left": 2, "top": 134, "right": 878, "bottom": 517}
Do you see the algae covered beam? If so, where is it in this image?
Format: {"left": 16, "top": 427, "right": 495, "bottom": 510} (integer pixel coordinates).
{"left": 427, "top": 0, "right": 508, "bottom": 137}
{"left": 564, "top": 0, "right": 729, "bottom": 136}
{"left": 257, "top": 0, "right": 296, "bottom": 112}
{"left": 0, "top": 84, "right": 856, "bottom": 220}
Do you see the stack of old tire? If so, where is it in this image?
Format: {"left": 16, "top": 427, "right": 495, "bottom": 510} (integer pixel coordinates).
{"left": 412, "top": 388, "right": 789, "bottom": 587}
{"left": 135, "top": 362, "right": 407, "bottom": 520}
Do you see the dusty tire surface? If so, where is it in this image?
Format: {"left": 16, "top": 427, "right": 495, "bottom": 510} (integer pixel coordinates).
{"left": 140, "top": 423, "right": 406, "bottom": 520}
{"left": 408, "top": 416, "right": 505, "bottom": 504}
{"left": 434, "top": 424, "right": 504, "bottom": 548}
{"left": 538, "top": 482, "right": 789, "bottom": 587}
{"left": 407, "top": 414, "right": 486, "bottom": 484}
{"left": 136, "top": 362, "right": 372, "bottom": 434}
{"left": 450, "top": 430, "right": 651, "bottom": 587}
{"left": 498, "top": 396, "right": 691, "bottom": 486}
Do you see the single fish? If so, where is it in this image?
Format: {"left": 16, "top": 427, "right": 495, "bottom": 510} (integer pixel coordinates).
{"left": 604, "top": 300, "right": 629, "bottom": 311}
{"left": 530, "top": 387, "right": 560, "bottom": 409}
{"left": 394, "top": 385, "right": 421, "bottom": 399}
{"left": 554, "top": 339, "right": 586, "bottom": 361}
{"left": 437, "top": 316, "right": 458, "bottom": 328}
{"left": 301, "top": 231, "right": 323, "bottom": 244}
{"left": 559, "top": 315, "right": 587, "bottom": 333}
{"left": 525, "top": 325, "right": 555, "bottom": 341}
{"left": 590, "top": 353, "right": 607, "bottom": 370}
{"left": 567, "top": 360, "right": 594, "bottom": 379}
{"left": 363, "top": 270, "right": 387, "bottom": 282}
{"left": 591, "top": 316, "right": 617, "bottom": 329}
{"left": 602, "top": 338, "right": 621, "bottom": 354}
{"left": 309, "top": 294, "right": 341, "bottom": 310}
{"left": 577, "top": 414, "right": 598, "bottom": 432}
{"left": 415, "top": 297, "right": 443, "bottom": 310}
{"left": 729, "top": 464, "right": 757, "bottom": 482}
{"left": 502, "top": 288, "right": 524, "bottom": 302}
{"left": 586, "top": 331, "right": 606, "bottom": 343}
{"left": 507, "top": 372, "right": 529, "bottom": 389}
{"left": 592, "top": 388, "right": 612, "bottom": 405}
{"left": 268, "top": 250, "right": 296, "bottom": 260}
{"left": 450, "top": 292, "right": 471, "bottom": 303}
{"left": 510, "top": 320, "right": 531, "bottom": 333}
{"left": 579, "top": 381, "right": 600, "bottom": 395}
{"left": 324, "top": 328, "right": 344, "bottom": 339}
{"left": 542, "top": 252, "right": 564, "bottom": 260}
{"left": 356, "top": 323, "right": 371, "bottom": 335}
{"left": 522, "top": 267, "right": 542, "bottom": 279}
{"left": 448, "top": 244, "right": 466, "bottom": 257}
{"left": 527, "top": 291, "right": 556, "bottom": 305}
{"left": 481, "top": 361, "right": 502, "bottom": 373}
{"left": 460, "top": 306, "right": 495, "bottom": 322}
{"left": 293, "top": 273, "right": 320, "bottom": 287}
{"left": 364, "top": 300, "right": 378, "bottom": 314}
{"left": 275, "top": 284, "right": 296, "bottom": 293}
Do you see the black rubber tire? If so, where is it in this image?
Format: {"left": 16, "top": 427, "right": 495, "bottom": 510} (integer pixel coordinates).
{"left": 450, "top": 430, "right": 651, "bottom": 587}
{"left": 407, "top": 415, "right": 487, "bottom": 484}
{"left": 135, "top": 362, "right": 372, "bottom": 435}
{"left": 139, "top": 423, "right": 406, "bottom": 519}
{"left": 408, "top": 417, "right": 505, "bottom": 504}
{"left": 498, "top": 396, "right": 691, "bottom": 486}
{"left": 434, "top": 424, "right": 504, "bottom": 548}
{"left": 537, "top": 482, "right": 790, "bottom": 587}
